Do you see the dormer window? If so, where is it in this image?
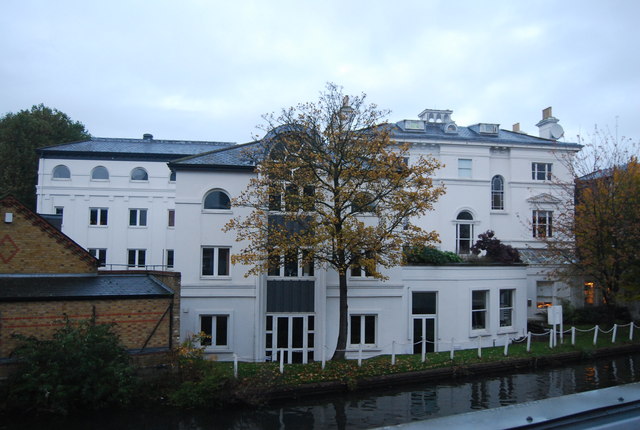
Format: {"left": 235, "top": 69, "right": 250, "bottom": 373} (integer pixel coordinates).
{"left": 404, "top": 120, "right": 424, "bottom": 131}
{"left": 479, "top": 123, "right": 500, "bottom": 135}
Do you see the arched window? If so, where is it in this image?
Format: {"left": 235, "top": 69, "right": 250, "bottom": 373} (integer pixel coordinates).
{"left": 352, "top": 192, "right": 376, "bottom": 213}
{"left": 456, "top": 210, "right": 474, "bottom": 254}
{"left": 52, "top": 165, "right": 70, "bottom": 179}
{"left": 491, "top": 175, "right": 504, "bottom": 210}
{"left": 203, "top": 190, "right": 231, "bottom": 210}
{"left": 91, "top": 166, "right": 109, "bottom": 180}
{"left": 131, "top": 167, "right": 148, "bottom": 181}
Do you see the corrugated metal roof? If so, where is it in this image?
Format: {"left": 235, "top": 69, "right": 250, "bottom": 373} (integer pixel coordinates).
{"left": 0, "top": 274, "right": 173, "bottom": 301}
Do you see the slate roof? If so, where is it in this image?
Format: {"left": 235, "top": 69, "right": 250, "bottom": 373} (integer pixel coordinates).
{"left": 0, "top": 274, "right": 173, "bottom": 301}
{"left": 170, "top": 141, "right": 261, "bottom": 170}
{"left": 390, "top": 122, "right": 581, "bottom": 148}
{"left": 38, "top": 137, "right": 236, "bottom": 162}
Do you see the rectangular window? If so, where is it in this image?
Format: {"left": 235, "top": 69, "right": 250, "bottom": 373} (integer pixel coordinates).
{"left": 471, "top": 290, "right": 488, "bottom": 330}
{"left": 456, "top": 223, "right": 473, "bottom": 254}
{"left": 202, "top": 247, "right": 230, "bottom": 276}
{"left": 351, "top": 251, "right": 374, "bottom": 278}
{"left": 88, "top": 248, "right": 107, "bottom": 267}
{"left": 532, "top": 162, "right": 552, "bottom": 180}
{"left": 127, "top": 249, "right": 146, "bottom": 267}
{"left": 166, "top": 249, "right": 174, "bottom": 269}
{"left": 129, "top": 209, "right": 148, "bottom": 226}
{"left": 168, "top": 209, "right": 175, "bottom": 227}
{"left": 89, "top": 208, "right": 108, "bottom": 226}
{"left": 267, "top": 249, "right": 314, "bottom": 277}
{"left": 350, "top": 315, "right": 376, "bottom": 346}
{"left": 533, "top": 210, "right": 553, "bottom": 237}
{"left": 499, "top": 289, "right": 514, "bottom": 327}
{"left": 55, "top": 206, "right": 64, "bottom": 216}
{"left": 200, "top": 315, "right": 229, "bottom": 347}
{"left": 458, "top": 159, "right": 472, "bottom": 178}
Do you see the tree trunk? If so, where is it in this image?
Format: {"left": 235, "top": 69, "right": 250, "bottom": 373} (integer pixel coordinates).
{"left": 332, "top": 271, "right": 349, "bottom": 360}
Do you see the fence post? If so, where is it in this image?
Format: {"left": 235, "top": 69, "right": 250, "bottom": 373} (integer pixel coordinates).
{"left": 503, "top": 338, "right": 509, "bottom": 356}
{"left": 321, "top": 345, "right": 326, "bottom": 370}
{"left": 549, "top": 329, "right": 554, "bottom": 348}
{"left": 358, "top": 344, "right": 363, "bottom": 367}
{"left": 477, "top": 336, "right": 482, "bottom": 358}
{"left": 391, "top": 341, "right": 396, "bottom": 366}
{"left": 421, "top": 336, "right": 426, "bottom": 363}
{"left": 593, "top": 325, "right": 599, "bottom": 346}
{"left": 612, "top": 324, "right": 618, "bottom": 344}
{"left": 233, "top": 354, "right": 238, "bottom": 379}
{"left": 450, "top": 338, "right": 455, "bottom": 360}
{"left": 631, "top": 322, "right": 635, "bottom": 341}
{"left": 571, "top": 326, "right": 576, "bottom": 345}
{"left": 279, "top": 349, "right": 284, "bottom": 374}
{"left": 527, "top": 331, "right": 531, "bottom": 352}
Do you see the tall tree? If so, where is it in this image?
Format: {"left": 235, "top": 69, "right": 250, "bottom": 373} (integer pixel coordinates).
{"left": 540, "top": 131, "right": 640, "bottom": 305}
{"left": 0, "top": 104, "right": 90, "bottom": 209}
{"left": 225, "top": 84, "right": 444, "bottom": 360}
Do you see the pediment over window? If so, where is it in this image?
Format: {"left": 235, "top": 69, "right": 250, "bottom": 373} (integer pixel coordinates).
{"left": 527, "top": 193, "right": 561, "bottom": 205}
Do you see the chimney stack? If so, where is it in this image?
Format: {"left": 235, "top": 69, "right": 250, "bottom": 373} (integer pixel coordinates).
{"left": 512, "top": 123, "right": 521, "bottom": 133}
{"left": 536, "top": 107, "right": 564, "bottom": 140}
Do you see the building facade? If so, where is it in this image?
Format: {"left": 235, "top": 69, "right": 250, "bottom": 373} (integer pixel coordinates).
{"left": 36, "top": 108, "right": 581, "bottom": 362}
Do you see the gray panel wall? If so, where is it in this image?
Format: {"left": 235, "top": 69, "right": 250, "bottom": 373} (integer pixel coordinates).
{"left": 267, "top": 280, "right": 315, "bottom": 312}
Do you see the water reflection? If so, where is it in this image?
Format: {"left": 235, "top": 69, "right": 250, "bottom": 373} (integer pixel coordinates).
{"left": 6, "top": 354, "right": 640, "bottom": 430}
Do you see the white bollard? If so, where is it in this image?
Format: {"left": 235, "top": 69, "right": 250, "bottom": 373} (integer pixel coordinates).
{"left": 612, "top": 324, "right": 618, "bottom": 344}
{"left": 593, "top": 325, "right": 599, "bottom": 346}
{"left": 477, "top": 336, "right": 482, "bottom": 359}
{"left": 421, "top": 336, "right": 426, "bottom": 363}
{"left": 321, "top": 346, "right": 326, "bottom": 370}
{"left": 631, "top": 323, "right": 635, "bottom": 341}
{"left": 503, "top": 339, "right": 509, "bottom": 356}
{"left": 549, "top": 329, "right": 554, "bottom": 348}
{"left": 391, "top": 341, "right": 396, "bottom": 366}
{"left": 358, "top": 344, "right": 363, "bottom": 367}
{"left": 450, "top": 338, "right": 455, "bottom": 360}
{"left": 527, "top": 332, "right": 531, "bottom": 352}
{"left": 279, "top": 349, "right": 284, "bottom": 374}
{"left": 233, "top": 354, "right": 238, "bottom": 378}
{"left": 571, "top": 326, "right": 576, "bottom": 345}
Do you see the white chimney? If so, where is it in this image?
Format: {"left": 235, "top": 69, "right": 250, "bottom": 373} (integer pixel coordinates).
{"left": 536, "top": 107, "right": 564, "bottom": 140}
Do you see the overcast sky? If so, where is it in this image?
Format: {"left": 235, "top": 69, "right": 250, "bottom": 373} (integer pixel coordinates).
{"left": 1, "top": 0, "right": 639, "bottom": 147}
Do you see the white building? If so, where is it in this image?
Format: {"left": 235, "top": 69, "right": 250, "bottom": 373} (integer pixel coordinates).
{"left": 37, "top": 108, "right": 581, "bottom": 362}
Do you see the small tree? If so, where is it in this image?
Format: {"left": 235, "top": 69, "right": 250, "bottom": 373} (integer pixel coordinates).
{"left": 471, "top": 230, "right": 521, "bottom": 264}
{"left": 6, "top": 317, "right": 134, "bottom": 414}
{"left": 539, "top": 130, "right": 640, "bottom": 305}
{"left": 0, "top": 104, "right": 90, "bottom": 209}
{"left": 225, "top": 83, "right": 444, "bottom": 360}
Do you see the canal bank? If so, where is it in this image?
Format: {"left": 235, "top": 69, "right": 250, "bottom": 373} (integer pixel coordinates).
{"left": 262, "top": 343, "right": 640, "bottom": 403}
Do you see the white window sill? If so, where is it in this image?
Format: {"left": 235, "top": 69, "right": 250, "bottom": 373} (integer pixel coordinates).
{"left": 200, "top": 276, "right": 232, "bottom": 280}
{"left": 128, "top": 226, "right": 148, "bottom": 229}
{"left": 89, "top": 225, "right": 108, "bottom": 228}
{"left": 202, "top": 209, "right": 233, "bottom": 214}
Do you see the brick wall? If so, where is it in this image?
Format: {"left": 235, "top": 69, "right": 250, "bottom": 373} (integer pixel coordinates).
{"left": 0, "top": 197, "right": 96, "bottom": 274}
{"left": 0, "top": 297, "right": 174, "bottom": 358}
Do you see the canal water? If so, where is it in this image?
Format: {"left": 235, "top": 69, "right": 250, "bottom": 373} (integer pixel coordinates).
{"left": 5, "top": 353, "right": 640, "bottom": 430}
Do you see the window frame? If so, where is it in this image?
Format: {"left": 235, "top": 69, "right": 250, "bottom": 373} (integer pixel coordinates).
{"left": 491, "top": 175, "right": 505, "bottom": 210}
{"left": 201, "top": 246, "right": 231, "bottom": 277}
{"left": 89, "top": 208, "right": 108, "bottom": 226}
{"left": 199, "top": 314, "right": 230, "bottom": 349}
{"left": 128, "top": 208, "right": 148, "bottom": 227}
{"left": 267, "top": 249, "right": 315, "bottom": 278}
{"left": 88, "top": 248, "right": 107, "bottom": 267}
{"left": 499, "top": 289, "right": 515, "bottom": 328}
{"left": 532, "top": 210, "right": 553, "bottom": 237}
{"left": 203, "top": 189, "right": 232, "bottom": 211}
{"left": 130, "top": 167, "right": 149, "bottom": 181}
{"left": 458, "top": 158, "right": 472, "bottom": 178}
{"left": 52, "top": 165, "right": 71, "bottom": 180}
{"left": 90, "top": 166, "right": 109, "bottom": 181}
{"left": 349, "top": 314, "right": 377, "bottom": 347}
{"left": 455, "top": 210, "right": 474, "bottom": 254}
{"left": 531, "top": 162, "right": 552, "bottom": 181}
{"left": 165, "top": 249, "right": 174, "bottom": 269}
{"left": 127, "top": 249, "right": 146, "bottom": 268}
{"left": 350, "top": 250, "right": 375, "bottom": 279}
{"left": 471, "top": 290, "right": 489, "bottom": 331}
{"left": 168, "top": 209, "right": 175, "bottom": 227}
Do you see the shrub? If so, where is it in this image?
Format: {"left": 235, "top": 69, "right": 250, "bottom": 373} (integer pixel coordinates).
{"left": 471, "top": 230, "right": 521, "bottom": 264}
{"left": 5, "top": 317, "right": 134, "bottom": 414}
{"left": 404, "top": 246, "right": 463, "bottom": 265}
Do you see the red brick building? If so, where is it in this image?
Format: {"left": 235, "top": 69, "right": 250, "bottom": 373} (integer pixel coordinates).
{"left": 0, "top": 194, "right": 180, "bottom": 360}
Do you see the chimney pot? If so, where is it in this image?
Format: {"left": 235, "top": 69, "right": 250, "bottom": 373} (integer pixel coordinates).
{"left": 542, "top": 107, "right": 552, "bottom": 120}
{"left": 143, "top": 133, "right": 153, "bottom": 141}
